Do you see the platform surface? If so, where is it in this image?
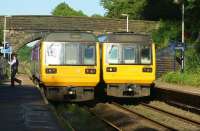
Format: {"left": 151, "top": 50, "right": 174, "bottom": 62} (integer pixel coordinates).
{"left": 155, "top": 81, "right": 200, "bottom": 96}
{"left": 0, "top": 74, "right": 64, "bottom": 131}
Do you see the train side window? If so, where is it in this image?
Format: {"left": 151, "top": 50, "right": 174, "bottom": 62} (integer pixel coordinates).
{"left": 141, "top": 45, "right": 151, "bottom": 64}
{"left": 108, "top": 45, "right": 119, "bottom": 64}
{"left": 83, "top": 45, "right": 95, "bottom": 65}
{"left": 123, "top": 47, "right": 136, "bottom": 64}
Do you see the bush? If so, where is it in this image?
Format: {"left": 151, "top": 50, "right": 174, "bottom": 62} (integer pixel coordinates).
{"left": 18, "top": 46, "right": 32, "bottom": 62}
{"left": 17, "top": 45, "right": 32, "bottom": 75}
{"left": 161, "top": 71, "right": 200, "bottom": 87}
{"left": 152, "top": 20, "right": 181, "bottom": 48}
{"left": 185, "top": 48, "right": 200, "bottom": 72}
{"left": 161, "top": 46, "right": 200, "bottom": 87}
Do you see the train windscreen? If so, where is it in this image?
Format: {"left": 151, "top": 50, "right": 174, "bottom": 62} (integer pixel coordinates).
{"left": 45, "top": 42, "right": 96, "bottom": 65}
{"left": 107, "top": 44, "right": 151, "bottom": 65}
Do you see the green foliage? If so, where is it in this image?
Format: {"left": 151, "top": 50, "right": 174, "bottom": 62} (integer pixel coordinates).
{"left": 17, "top": 46, "right": 32, "bottom": 74}
{"left": 101, "top": 0, "right": 147, "bottom": 19}
{"left": 101, "top": 0, "right": 200, "bottom": 42}
{"left": 161, "top": 47, "right": 200, "bottom": 87}
{"left": 101, "top": 0, "right": 180, "bottom": 20}
{"left": 152, "top": 21, "right": 181, "bottom": 48}
{"left": 91, "top": 14, "right": 104, "bottom": 18}
{"left": 142, "top": 0, "right": 181, "bottom": 20}
{"left": 18, "top": 45, "right": 32, "bottom": 62}
{"left": 52, "top": 2, "right": 86, "bottom": 17}
{"left": 161, "top": 71, "right": 200, "bottom": 87}
{"left": 54, "top": 104, "right": 109, "bottom": 131}
{"left": 185, "top": 48, "right": 200, "bottom": 72}
{"left": 185, "top": 0, "right": 200, "bottom": 41}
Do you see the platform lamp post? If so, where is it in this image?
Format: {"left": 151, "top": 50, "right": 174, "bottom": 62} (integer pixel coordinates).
{"left": 174, "top": 0, "right": 185, "bottom": 73}
{"left": 3, "top": 15, "right": 12, "bottom": 58}
{"left": 174, "top": 0, "right": 185, "bottom": 43}
{"left": 121, "top": 14, "right": 129, "bottom": 32}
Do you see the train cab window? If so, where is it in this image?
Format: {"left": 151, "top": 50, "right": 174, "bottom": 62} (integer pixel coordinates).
{"left": 45, "top": 43, "right": 63, "bottom": 65}
{"left": 65, "top": 44, "right": 79, "bottom": 65}
{"left": 123, "top": 47, "right": 136, "bottom": 64}
{"left": 140, "top": 45, "right": 151, "bottom": 64}
{"left": 83, "top": 45, "right": 95, "bottom": 65}
{"left": 108, "top": 45, "right": 119, "bottom": 64}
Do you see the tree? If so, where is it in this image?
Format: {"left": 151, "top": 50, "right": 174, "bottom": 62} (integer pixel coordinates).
{"left": 52, "top": 2, "right": 87, "bottom": 17}
{"left": 142, "top": 0, "right": 181, "bottom": 20}
{"left": 101, "top": 0, "right": 200, "bottom": 43}
{"left": 100, "top": 0, "right": 181, "bottom": 20}
{"left": 101, "top": 0, "right": 147, "bottom": 19}
{"left": 91, "top": 14, "right": 104, "bottom": 18}
{"left": 185, "top": 0, "right": 200, "bottom": 41}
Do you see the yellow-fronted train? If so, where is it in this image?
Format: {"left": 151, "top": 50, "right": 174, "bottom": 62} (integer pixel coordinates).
{"left": 99, "top": 32, "right": 156, "bottom": 98}
{"left": 31, "top": 32, "right": 100, "bottom": 101}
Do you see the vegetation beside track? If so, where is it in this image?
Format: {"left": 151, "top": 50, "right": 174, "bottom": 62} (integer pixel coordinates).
{"left": 161, "top": 71, "right": 200, "bottom": 87}
{"left": 17, "top": 45, "right": 32, "bottom": 76}
{"left": 53, "top": 103, "right": 111, "bottom": 131}
{"left": 161, "top": 46, "right": 200, "bottom": 87}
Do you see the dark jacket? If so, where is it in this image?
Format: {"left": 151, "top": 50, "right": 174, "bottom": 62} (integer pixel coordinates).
{"left": 11, "top": 59, "right": 19, "bottom": 72}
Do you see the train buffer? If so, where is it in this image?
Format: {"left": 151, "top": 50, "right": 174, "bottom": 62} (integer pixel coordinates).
{"left": 0, "top": 74, "right": 64, "bottom": 131}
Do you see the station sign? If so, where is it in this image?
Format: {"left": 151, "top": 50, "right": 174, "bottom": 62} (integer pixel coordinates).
{"left": 0, "top": 47, "right": 12, "bottom": 54}
{"left": 169, "top": 41, "right": 185, "bottom": 51}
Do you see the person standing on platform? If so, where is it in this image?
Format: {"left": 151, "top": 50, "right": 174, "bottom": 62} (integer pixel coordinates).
{"left": 8, "top": 53, "right": 22, "bottom": 86}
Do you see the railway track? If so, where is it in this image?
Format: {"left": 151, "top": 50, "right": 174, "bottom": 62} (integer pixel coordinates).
{"left": 111, "top": 102, "right": 176, "bottom": 131}
{"left": 59, "top": 113, "right": 76, "bottom": 131}
{"left": 88, "top": 108, "right": 122, "bottom": 131}
{"left": 89, "top": 102, "right": 175, "bottom": 131}
{"left": 140, "top": 103, "right": 200, "bottom": 128}
{"left": 153, "top": 86, "right": 200, "bottom": 114}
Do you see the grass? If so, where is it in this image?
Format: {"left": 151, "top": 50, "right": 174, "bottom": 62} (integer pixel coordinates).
{"left": 161, "top": 71, "right": 200, "bottom": 87}
{"left": 160, "top": 47, "right": 200, "bottom": 88}
{"left": 54, "top": 103, "right": 109, "bottom": 131}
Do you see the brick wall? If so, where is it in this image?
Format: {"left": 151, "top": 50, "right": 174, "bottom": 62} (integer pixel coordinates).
{"left": 0, "top": 15, "right": 158, "bottom": 33}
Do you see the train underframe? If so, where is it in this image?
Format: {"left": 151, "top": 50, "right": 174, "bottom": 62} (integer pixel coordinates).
{"left": 33, "top": 77, "right": 95, "bottom": 102}
{"left": 106, "top": 83, "right": 154, "bottom": 97}
{"left": 44, "top": 86, "right": 95, "bottom": 102}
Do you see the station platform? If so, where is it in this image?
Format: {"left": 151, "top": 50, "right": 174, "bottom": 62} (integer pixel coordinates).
{"left": 155, "top": 81, "right": 200, "bottom": 113}
{"left": 0, "top": 74, "right": 64, "bottom": 131}
{"left": 155, "top": 81, "right": 200, "bottom": 96}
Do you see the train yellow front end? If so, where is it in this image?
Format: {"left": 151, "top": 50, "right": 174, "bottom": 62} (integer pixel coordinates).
{"left": 101, "top": 33, "right": 156, "bottom": 97}
{"left": 31, "top": 32, "right": 100, "bottom": 101}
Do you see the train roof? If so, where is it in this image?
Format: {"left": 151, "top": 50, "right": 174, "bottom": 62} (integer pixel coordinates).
{"left": 44, "top": 32, "right": 97, "bottom": 42}
{"left": 98, "top": 32, "right": 152, "bottom": 44}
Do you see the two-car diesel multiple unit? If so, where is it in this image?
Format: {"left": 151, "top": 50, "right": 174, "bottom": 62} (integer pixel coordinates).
{"left": 100, "top": 33, "right": 156, "bottom": 98}
{"left": 31, "top": 32, "right": 100, "bottom": 101}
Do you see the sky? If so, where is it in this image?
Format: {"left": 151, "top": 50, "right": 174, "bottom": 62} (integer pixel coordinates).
{"left": 0, "top": 0, "right": 106, "bottom": 16}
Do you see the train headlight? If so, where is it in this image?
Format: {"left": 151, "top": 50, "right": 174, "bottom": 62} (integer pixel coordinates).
{"left": 85, "top": 69, "right": 96, "bottom": 74}
{"left": 45, "top": 68, "right": 57, "bottom": 74}
{"left": 143, "top": 67, "right": 152, "bottom": 73}
{"left": 106, "top": 67, "right": 117, "bottom": 72}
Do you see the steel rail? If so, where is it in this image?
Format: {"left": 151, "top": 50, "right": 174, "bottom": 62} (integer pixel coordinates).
{"left": 60, "top": 115, "right": 76, "bottom": 131}
{"left": 141, "top": 103, "right": 200, "bottom": 127}
{"left": 88, "top": 109, "right": 122, "bottom": 131}
{"left": 112, "top": 102, "right": 177, "bottom": 131}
